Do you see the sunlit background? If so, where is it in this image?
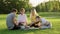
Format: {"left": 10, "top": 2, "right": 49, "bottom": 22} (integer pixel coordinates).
{"left": 29, "top": 0, "right": 49, "bottom": 7}
{"left": 0, "top": 0, "right": 60, "bottom": 14}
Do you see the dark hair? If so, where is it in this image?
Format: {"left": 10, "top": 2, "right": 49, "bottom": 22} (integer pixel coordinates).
{"left": 36, "top": 16, "right": 40, "bottom": 18}
{"left": 12, "top": 8, "right": 17, "bottom": 12}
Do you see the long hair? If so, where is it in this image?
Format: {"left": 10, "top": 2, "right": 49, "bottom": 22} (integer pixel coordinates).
{"left": 30, "top": 9, "right": 38, "bottom": 18}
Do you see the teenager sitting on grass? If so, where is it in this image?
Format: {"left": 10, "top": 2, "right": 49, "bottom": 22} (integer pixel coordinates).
{"left": 17, "top": 8, "right": 28, "bottom": 29}
{"left": 6, "top": 8, "right": 20, "bottom": 30}
{"left": 30, "top": 16, "right": 52, "bottom": 29}
{"left": 35, "top": 16, "right": 52, "bottom": 29}
{"left": 29, "top": 8, "right": 41, "bottom": 27}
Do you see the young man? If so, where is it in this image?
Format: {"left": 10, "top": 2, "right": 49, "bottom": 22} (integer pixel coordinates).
{"left": 35, "top": 16, "right": 52, "bottom": 29}
{"left": 6, "top": 8, "right": 20, "bottom": 30}
{"left": 29, "top": 16, "right": 52, "bottom": 29}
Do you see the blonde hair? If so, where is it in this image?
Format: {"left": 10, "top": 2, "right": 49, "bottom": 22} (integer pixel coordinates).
{"left": 30, "top": 9, "right": 39, "bottom": 22}
{"left": 30, "top": 9, "right": 38, "bottom": 16}
{"left": 20, "top": 8, "right": 25, "bottom": 12}
{"left": 30, "top": 9, "right": 39, "bottom": 19}
{"left": 19, "top": 8, "right": 25, "bottom": 14}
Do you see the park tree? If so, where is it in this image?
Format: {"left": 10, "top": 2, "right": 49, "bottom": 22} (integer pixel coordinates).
{"left": 36, "top": 0, "right": 60, "bottom": 12}
{"left": 0, "top": 0, "right": 32, "bottom": 14}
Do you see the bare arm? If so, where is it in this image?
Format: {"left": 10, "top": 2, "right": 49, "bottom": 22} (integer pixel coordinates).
{"left": 13, "top": 17, "right": 18, "bottom": 26}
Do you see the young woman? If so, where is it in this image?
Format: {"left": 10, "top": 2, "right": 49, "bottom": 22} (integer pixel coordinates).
{"left": 17, "top": 8, "right": 28, "bottom": 27}
{"left": 29, "top": 9, "right": 41, "bottom": 27}
{"left": 30, "top": 9, "right": 38, "bottom": 22}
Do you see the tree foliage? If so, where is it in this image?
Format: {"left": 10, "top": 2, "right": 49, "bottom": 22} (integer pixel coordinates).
{"left": 36, "top": 1, "right": 60, "bottom": 12}
{"left": 0, "top": 0, "right": 32, "bottom": 14}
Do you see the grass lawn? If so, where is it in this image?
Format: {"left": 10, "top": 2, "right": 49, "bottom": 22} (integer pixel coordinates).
{"left": 0, "top": 12, "right": 60, "bottom": 34}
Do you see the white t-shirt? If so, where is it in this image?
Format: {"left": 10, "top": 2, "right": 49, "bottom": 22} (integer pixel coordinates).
{"left": 41, "top": 18, "right": 47, "bottom": 24}
{"left": 17, "top": 14, "right": 27, "bottom": 23}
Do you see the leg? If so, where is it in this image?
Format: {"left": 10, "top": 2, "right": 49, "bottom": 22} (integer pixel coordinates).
{"left": 40, "top": 23, "right": 52, "bottom": 29}
{"left": 34, "top": 22, "right": 40, "bottom": 28}
{"left": 29, "top": 22, "right": 36, "bottom": 27}
{"left": 45, "top": 21, "right": 52, "bottom": 28}
{"left": 29, "top": 22, "right": 40, "bottom": 27}
{"left": 11, "top": 25, "right": 20, "bottom": 30}
{"left": 28, "top": 22, "right": 35, "bottom": 27}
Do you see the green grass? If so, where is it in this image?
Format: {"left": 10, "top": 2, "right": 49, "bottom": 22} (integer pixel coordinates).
{"left": 0, "top": 12, "right": 60, "bottom": 34}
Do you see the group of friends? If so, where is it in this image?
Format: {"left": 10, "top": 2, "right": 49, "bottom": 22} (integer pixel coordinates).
{"left": 6, "top": 8, "right": 52, "bottom": 30}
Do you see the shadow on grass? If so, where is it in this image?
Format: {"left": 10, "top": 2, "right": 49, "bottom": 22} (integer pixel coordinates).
{"left": 0, "top": 29, "right": 40, "bottom": 34}
{"left": 0, "top": 28, "right": 54, "bottom": 34}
